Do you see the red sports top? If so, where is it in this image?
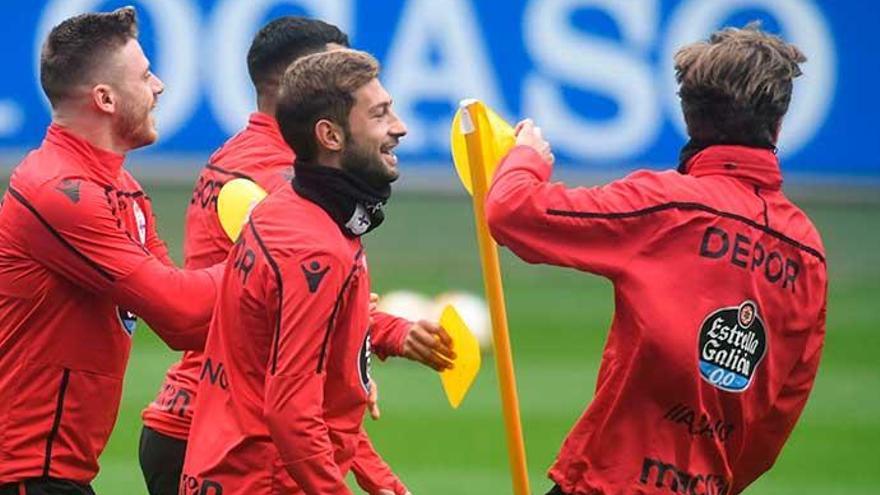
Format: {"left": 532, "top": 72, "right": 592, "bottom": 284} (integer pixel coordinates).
{"left": 182, "top": 183, "right": 402, "bottom": 494}
{"left": 0, "top": 124, "right": 220, "bottom": 484}
{"left": 142, "top": 113, "right": 295, "bottom": 441}
{"left": 486, "top": 145, "right": 827, "bottom": 495}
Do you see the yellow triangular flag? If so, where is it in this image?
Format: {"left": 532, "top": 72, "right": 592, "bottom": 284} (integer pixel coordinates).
{"left": 450, "top": 101, "right": 515, "bottom": 195}
{"left": 439, "top": 304, "right": 482, "bottom": 409}
{"left": 217, "top": 178, "right": 267, "bottom": 241}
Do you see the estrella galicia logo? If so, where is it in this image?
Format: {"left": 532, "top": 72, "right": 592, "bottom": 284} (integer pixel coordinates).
{"left": 698, "top": 300, "right": 767, "bottom": 392}
{"left": 117, "top": 307, "right": 138, "bottom": 336}
{"left": 357, "top": 331, "right": 373, "bottom": 393}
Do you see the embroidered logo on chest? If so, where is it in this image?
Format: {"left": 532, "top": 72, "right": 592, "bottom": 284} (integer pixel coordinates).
{"left": 131, "top": 200, "right": 147, "bottom": 245}
{"left": 697, "top": 300, "right": 768, "bottom": 392}
{"left": 117, "top": 307, "right": 138, "bottom": 337}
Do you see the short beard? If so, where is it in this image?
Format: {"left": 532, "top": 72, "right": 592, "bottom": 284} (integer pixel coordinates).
{"left": 341, "top": 132, "right": 398, "bottom": 189}
{"left": 113, "top": 97, "right": 155, "bottom": 151}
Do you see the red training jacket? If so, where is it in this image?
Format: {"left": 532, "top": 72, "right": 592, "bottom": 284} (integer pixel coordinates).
{"left": 0, "top": 124, "right": 220, "bottom": 484}
{"left": 486, "top": 145, "right": 827, "bottom": 495}
{"left": 144, "top": 114, "right": 409, "bottom": 494}
{"left": 182, "top": 183, "right": 398, "bottom": 494}
{"left": 141, "top": 112, "right": 294, "bottom": 441}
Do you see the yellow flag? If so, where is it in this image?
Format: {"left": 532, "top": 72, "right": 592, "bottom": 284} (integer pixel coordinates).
{"left": 450, "top": 101, "right": 515, "bottom": 195}
{"left": 439, "top": 304, "right": 482, "bottom": 409}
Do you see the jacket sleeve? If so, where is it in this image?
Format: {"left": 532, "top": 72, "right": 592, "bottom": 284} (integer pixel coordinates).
{"left": 370, "top": 311, "right": 410, "bottom": 360}
{"left": 263, "top": 249, "right": 353, "bottom": 495}
{"left": 486, "top": 146, "right": 677, "bottom": 279}
{"left": 350, "top": 428, "right": 409, "bottom": 495}
{"left": 22, "top": 180, "right": 219, "bottom": 350}
{"left": 731, "top": 300, "right": 827, "bottom": 493}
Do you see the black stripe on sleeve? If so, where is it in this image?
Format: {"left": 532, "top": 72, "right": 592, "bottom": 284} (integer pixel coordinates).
{"left": 8, "top": 187, "right": 116, "bottom": 281}
{"left": 546, "top": 201, "right": 825, "bottom": 263}
{"left": 42, "top": 368, "right": 71, "bottom": 477}
{"left": 248, "top": 222, "right": 285, "bottom": 375}
{"left": 205, "top": 164, "right": 256, "bottom": 182}
{"left": 317, "top": 248, "right": 362, "bottom": 373}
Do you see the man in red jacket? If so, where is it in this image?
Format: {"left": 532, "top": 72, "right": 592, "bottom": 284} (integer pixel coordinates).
{"left": 0, "top": 7, "right": 221, "bottom": 495}
{"left": 182, "top": 49, "right": 452, "bottom": 494}
{"left": 140, "top": 17, "right": 447, "bottom": 495}
{"left": 486, "top": 25, "right": 827, "bottom": 495}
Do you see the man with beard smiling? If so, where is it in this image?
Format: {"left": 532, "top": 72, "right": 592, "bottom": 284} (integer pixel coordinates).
{"left": 0, "top": 7, "right": 221, "bottom": 495}
{"left": 182, "top": 49, "right": 427, "bottom": 495}
{"left": 141, "top": 16, "right": 450, "bottom": 495}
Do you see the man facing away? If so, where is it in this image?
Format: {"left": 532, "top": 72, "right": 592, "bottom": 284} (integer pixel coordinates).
{"left": 0, "top": 7, "right": 221, "bottom": 495}
{"left": 182, "top": 49, "right": 451, "bottom": 494}
{"left": 140, "top": 17, "right": 450, "bottom": 495}
{"left": 486, "top": 24, "right": 827, "bottom": 495}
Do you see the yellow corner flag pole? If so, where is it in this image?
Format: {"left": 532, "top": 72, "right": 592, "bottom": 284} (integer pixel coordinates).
{"left": 458, "top": 99, "right": 530, "bottom": 495}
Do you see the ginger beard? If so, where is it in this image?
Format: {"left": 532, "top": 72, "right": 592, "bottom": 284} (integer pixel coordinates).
{"left": 112, "top": 88, "right": 157, "bottom": 150}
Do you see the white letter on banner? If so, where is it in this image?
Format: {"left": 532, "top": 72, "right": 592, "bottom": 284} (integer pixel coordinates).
{"left": 522, "top": 0, "right": 660, "bottom": 161}
{"left": 207, "top": 0, "right": 353, "bottom": 136}
{"left": 383, "top": 0, "right": 510, "bottom": 151}
{"left": 662, "top": 0, "right": 836, "bottom": 156}
{"left": 36, "top": 0, "right": 200, "bottom": 140}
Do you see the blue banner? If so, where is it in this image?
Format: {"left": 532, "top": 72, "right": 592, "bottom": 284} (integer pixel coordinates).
{"left": 1, "top": 0, "right": 877, "bottom": 177}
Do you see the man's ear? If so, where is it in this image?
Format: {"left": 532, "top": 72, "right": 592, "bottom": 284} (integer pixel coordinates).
{"left": 91, "top": 84, "right": 116, "bottom": 115}
{"left": 315, "top": 119, "right": 345, "bottom": 152}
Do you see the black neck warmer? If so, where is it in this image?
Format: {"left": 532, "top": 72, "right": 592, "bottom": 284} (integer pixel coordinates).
{"left": 292, "top": 161, "right": 391, "bottom": 237}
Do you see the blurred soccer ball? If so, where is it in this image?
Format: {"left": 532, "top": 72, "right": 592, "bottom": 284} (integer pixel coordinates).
{"left": 432, "top": 291, "right": 492, "bottom": 352}
{"left": 375, "top": 290, "right": 434, "bottom": 323}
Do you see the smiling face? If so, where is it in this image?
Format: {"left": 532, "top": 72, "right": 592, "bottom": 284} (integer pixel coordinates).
{"left": 107, "top": 39, "right": 164, "bottom": 150}
{"left": 341, "top": 78, "right": 407, "bottom": 187}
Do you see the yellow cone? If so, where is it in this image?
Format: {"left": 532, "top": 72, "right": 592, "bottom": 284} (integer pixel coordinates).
{"left": 439, "top": 304, "right": 482, "bottom": 409}
{"left": 217, "top": 178, "right": 268, "bottom": 241}
{"left": 450, "top": 100, "right": 515, "bottom": 195}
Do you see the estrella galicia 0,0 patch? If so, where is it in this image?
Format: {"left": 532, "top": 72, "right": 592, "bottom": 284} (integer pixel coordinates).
{"left": 117, "top": 307, "right": 138, "bottom": 336}
{"left": 698, "top": 300, "right": 767, "bottom": 392}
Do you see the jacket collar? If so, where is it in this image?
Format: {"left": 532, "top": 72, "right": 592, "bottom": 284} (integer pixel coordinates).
{"left": 247, "top": 112, "right": 288, "bottom": 150}
{"left": 44, "top": 123, "right": 125, "bottom": 184}
{"left": 684, "top": 145, "right": 783, "bottom": 190}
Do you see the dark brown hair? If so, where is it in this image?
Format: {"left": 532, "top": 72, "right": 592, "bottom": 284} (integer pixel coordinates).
{"left": 39, "top": 7, "right": 139, "bottom": 107}
{"left": 276, "top": 49, "right": 379, "bottom": 161}
{"left": 674, "top": 23, "right": 806, "bottom": 145}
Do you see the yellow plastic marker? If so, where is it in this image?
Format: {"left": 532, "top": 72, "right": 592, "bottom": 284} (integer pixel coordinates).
{"left": 451, "top": 99, "right": 530, "bottom": 495}
{"left": 438, "top": 304, "right": 482, "bottom": 409}
{"left": 450, "top": 102, "right": 515, "bottom": 195}
{"left": 217, "top": 178, "right": 267, "bottom": 241}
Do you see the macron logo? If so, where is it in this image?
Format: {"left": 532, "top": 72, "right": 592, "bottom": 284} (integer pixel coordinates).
{"left": 301, "top": 261, "right": 330, "bottom": 293}
{"left": 56, "top": 178, "right": 81, "bottom": 203}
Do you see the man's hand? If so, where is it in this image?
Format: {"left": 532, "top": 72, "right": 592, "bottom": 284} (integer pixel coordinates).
{"left": 402, "top": 320, "right": 456, "bottom": 371}
{"left": 515, "top": 119, "right": 554, "bottom": 166}
{"left": 368, "top": 380, "right": 381, "bottom": 420}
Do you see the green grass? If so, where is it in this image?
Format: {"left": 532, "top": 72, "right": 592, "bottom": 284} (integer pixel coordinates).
{"left": 4, "top": 181, "right": 877, "bottom": 493}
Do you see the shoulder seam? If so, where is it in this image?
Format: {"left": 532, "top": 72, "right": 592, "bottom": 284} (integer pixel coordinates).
{"left": 7, "top": 187, "right": 116, "bottom": 281}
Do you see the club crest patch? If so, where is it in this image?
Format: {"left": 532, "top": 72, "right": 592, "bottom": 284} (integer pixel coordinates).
{"left": 698, "top": 300, "right": 767, "bottom": 392}
{"left": 357, "top": 331, "right": 373, "bottom": 393}
{"left": 132, "top": 201, "right": 147, "bottom": 244}
{"left": 117, "top": 307, "right": 138, "bottom": 336}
